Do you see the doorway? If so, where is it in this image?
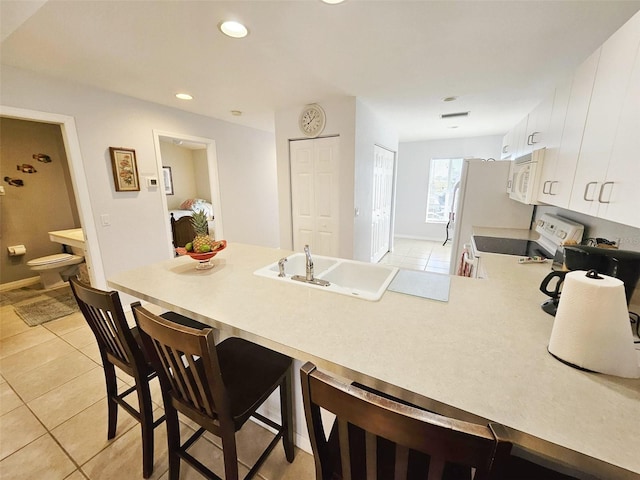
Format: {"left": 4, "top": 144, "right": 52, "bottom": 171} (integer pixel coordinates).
{"left": 0, "top": 105, "right": 104, "bottom": 288}
{"left": 152, "top": 131, "right": 223, "bottom": 256}
{"left": 289, "top": 136, "right": 340, "bottom": 256}
{"left": 371, "top": 145, "right": 395, "bottom": 263}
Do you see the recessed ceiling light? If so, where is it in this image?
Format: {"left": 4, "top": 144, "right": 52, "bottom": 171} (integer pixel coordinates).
{"left": 231, "top": 110, "right": 242, "bottom": 116}
{"left": 219, "top": 21, "right": 248, "bottom": 38}
{"left": 322, "top": 0, "right": 345, "bottom": 4}
{"left": 443, "top": 96, "right": 458, "bottom": 102}
{"left": 448, "top": 126, "right": 459, "bottom": 129}
{"left": 175, "top": 93, "right": 193, "bottom": 100}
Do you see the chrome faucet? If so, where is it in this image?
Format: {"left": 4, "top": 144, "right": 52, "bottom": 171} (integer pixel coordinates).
{"left": 304, "top": 245, "right": 314, "bottom": 281}
{"left": 292, "top": 244, "right": 330, "bottom": 287}
{"left": 277, "top": 257, "right": 287, "bottom": 277}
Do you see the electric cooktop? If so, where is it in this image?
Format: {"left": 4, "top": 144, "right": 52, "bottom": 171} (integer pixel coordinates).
{"left": 472, "top": 236, "right": 554, "bottom": 259}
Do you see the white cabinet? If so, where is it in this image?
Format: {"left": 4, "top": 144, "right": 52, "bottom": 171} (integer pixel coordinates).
{"left": 500, "top": 129, "right": 514, "bottom": 160}
{"left": 543, "top": 48, "right": 600, "bottom": 208}
{"left": 512, "top": 115, "right": 530, "bottom": 159}
{"left": 501, "top": 116, "right": 530, "bottom": 161}
{"left": 536, "top": 77, "right": 572, "bottom": 205}
{"left": 522, "top": 92, "right": 554, "bottom": 156}
{"left": 596, "top": 45, "right": 640, "bottom": 228}
{"left": 569, "top": 14, "right": 640, "bottom": 218}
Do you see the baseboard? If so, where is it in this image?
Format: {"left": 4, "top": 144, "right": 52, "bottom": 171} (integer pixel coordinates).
{"left": 394, "top": 234, "right": 447, "bottom": 243}
{"left": 249, "top": 416, "right": 312, "bottom": 455}
{"left": 0, "top": 276, "right": 40, "bottom": 292}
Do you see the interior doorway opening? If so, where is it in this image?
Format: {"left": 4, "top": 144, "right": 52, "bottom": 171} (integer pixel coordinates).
{"left": 152, "top": 131, "right": 223, "bottom": 257}
{"left": 0, "top": 105, "right": 104, "bottom": 288}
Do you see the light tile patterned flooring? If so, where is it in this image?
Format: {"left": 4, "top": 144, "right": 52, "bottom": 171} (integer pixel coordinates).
{"left": 379, "top": 238, "right": 452, "bottom": 274}
{"left": 0, "top": 291, "right": 315, "bottom": 480}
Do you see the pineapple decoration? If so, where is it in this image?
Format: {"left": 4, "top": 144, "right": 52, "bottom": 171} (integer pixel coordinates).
{"left": 190, "top": 209, "right": 212, "bottom": 253}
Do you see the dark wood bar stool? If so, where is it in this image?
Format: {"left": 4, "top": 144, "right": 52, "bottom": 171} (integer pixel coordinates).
{"left": 131, "top": 303, "right": 295, "bottom": 480}
{"left": 300, "top": 362, "right": 514, "bottom": 480}
{"left": 69, "top": 277, "right": 165, "bottom": 478}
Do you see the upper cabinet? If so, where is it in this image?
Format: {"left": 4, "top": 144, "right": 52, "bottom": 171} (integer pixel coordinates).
{"left": 537, "top": 49, "right": 600, "bottom": 208}
{"left": 500, "top": 128, "right": 514, "bottom": 160}
{"left": 509, "top": 10, "right": 640, "bottom": 228}
{"left": 523, "top": 92, "right": 554, "bottom": 154}
{"left": 536, "top": 77, "right": 571, "bottom": 205}
{"left": 568, "top": 13, "right": 640, "bottom": 220}
{"left": 596, "top": 45, "right": 640, "bottom": 228}
{"left": 502, "top": 93, "right": 555, "bottom": 163}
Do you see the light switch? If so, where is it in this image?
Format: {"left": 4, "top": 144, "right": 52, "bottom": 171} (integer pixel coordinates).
{"left": 101, "top": 214, "right": 111, "bottom": 226}
{"left": 0, "top": 186, "right": 5, "bottom": 196}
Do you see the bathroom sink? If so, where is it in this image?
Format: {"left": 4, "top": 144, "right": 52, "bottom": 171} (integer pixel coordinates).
{"left": 254, "top": 253, "right": 398, "bottom": 301}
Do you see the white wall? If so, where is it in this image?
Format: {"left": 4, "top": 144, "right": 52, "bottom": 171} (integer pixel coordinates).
{"left": 353, "top": 100, "right": 399, "bottom": 262}
{"left": 275, "top": 97, "right": 357, "bottom": 258}
{"left": 1, "top": 65, "right": 280, "bottom": 288}
{"left": 160, "top": 141, "right": 198, "bottom": 210}
{"left": 274, "top": 97, "right": 399, "bottom": 261}
{"left": 395, "top": 135, "right": 502, "bottom": 241}
{"left": 193, "top": 149, "right": 211, "bottom": 201}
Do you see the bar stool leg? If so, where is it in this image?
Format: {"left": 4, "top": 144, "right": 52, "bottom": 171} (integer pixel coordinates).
{"left": 281, "top": 368, "right": 295, "bottom": 462}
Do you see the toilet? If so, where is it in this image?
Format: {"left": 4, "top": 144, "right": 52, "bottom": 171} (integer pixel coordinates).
{"left": 27, "top": 246, "right": 85, "bottom": 289}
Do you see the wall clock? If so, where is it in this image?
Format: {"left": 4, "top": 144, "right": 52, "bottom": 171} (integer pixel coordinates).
{"left": 298, "top": 104, "right": 326, "bottom": 138}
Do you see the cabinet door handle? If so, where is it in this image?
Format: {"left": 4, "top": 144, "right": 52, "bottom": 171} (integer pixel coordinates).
{"left": 542, "top": 180, "right": 550, "bottom": 194}
{"left": 502, "top": 145, "right": 509, "bottom": 154}
{"left": 583, "top": 181, "right": 598, "bottom": 201}
{"left": 507, "top": 179, "right": 512, "bottom": 190}
{"left": 527, "top": 132, "right": 540, "bottom": 145}
{"left": 598, "top": 181, "right": 614, "bottom": 204}
{"left": 549, "top": 181, "right": 558, "bottom": 196}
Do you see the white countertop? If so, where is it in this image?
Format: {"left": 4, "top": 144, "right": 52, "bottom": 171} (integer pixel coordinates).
{"left": 108, "top": 242, "right": 640, "bottom": 479}
{"left": 48, "top": 228, "right": 85, "bottom": 250}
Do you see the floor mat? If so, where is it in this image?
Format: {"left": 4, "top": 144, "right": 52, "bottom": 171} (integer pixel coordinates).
{"left": 13, "top": 287, "right": 79, "bottom": 327}
{"left": 0, "top": 285, "right": 44, "bottom": 307}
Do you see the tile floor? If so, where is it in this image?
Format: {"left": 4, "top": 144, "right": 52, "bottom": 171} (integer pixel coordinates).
{"left": 379, "top": 237, "right": 452, "bottom": 274}
{"left": 0, "top": 289, "right": 315, "bottom": 480}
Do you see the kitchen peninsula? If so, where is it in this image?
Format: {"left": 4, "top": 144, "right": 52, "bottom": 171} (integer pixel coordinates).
{"left": 108, "top": 243, "right": 640, "bottom": 480}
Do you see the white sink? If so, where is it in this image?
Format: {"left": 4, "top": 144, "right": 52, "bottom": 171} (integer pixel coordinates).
{"left": 261, "top": 253, "right": 338, "bottom": 277}
{"left": 254, "top": 253, "right": 398, "bottom": 301}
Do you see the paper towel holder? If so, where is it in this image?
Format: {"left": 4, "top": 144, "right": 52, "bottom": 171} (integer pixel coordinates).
{"left": 547, "top": 269, "right": 640, "bottom": 378}
{"left": 585, "top": 269, "right": 603, "bottom": 280}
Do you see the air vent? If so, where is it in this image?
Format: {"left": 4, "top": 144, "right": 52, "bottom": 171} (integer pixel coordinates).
{"left": 440, "top": 111, "right": 469, "bottom": 119}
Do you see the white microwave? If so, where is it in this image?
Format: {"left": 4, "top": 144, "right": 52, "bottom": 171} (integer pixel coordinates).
{"left": 508, "top": 148, "right": 545, "bottom": 205}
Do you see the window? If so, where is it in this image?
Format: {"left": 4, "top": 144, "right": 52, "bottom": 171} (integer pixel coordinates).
{"left": 426, "top": 158, "right": 463, "bottom": 223}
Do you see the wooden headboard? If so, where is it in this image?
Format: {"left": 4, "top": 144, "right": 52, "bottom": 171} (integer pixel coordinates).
{"left": 170, "top": 213, "right": 196, "bottom": 249}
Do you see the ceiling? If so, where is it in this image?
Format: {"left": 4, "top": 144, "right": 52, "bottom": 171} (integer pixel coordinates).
{"left": 1, "top": 1, "right": 639, "bottom": 142}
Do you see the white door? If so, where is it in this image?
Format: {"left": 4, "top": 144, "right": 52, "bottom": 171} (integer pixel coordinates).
{"left": 290, "top": 137, "right": 340, "bottom": 256}
{"left": 371, "top": 145, "right": 395, "bottom": 263}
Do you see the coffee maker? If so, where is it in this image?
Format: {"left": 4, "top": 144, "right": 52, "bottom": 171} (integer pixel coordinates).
{"left": 539, "top": 245, "right": 640, "bottom": 316}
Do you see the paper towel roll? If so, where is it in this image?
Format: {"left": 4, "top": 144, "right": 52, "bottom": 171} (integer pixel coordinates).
{"left": 8, "top": 245, "right": 26, "bottom": 256}
{"left": 548, "top": 270, "right": 640, "bottom": 378}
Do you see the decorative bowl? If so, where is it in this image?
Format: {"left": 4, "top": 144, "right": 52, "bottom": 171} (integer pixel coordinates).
{"left": 176, "top": 240, "right": 227, "bottom": 269}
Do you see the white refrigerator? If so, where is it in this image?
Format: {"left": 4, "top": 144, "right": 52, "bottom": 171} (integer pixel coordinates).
{"left": 448, "top": 159, "right": 534, "bottom": 275}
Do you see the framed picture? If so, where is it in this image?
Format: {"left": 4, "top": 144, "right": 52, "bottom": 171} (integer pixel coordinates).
{"left": 109, "top": 147, "right": 140, "bottom": 192}
{"left": 162, "top": 166, "right": 174, "bottom": 195}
